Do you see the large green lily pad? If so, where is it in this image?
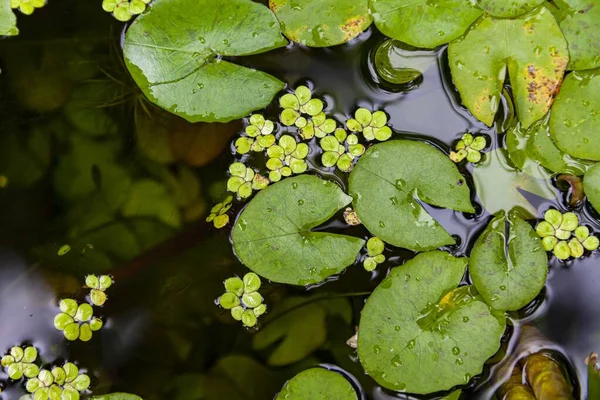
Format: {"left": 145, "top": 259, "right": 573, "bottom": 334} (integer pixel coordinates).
{"left": 558, "top": 0, "right": 600, "bottom": 71}
{"left": 369, "top": 0, "right": 482, "bottom": 49}
{"left": 357, "top": 251, "right": 506, "bottom": 394}
{"left": 270, "top": 0, "right": 371, "bottom": 47}
{"left": 0, "top": 0, "right": 17, "bottom": 36}
{"left": 448, "top": 7, "right": 569, "bottom": 128}
{"left": 549, "top": 70, "right": 600, "bottom": 161}
{"left": 232, "top": 175, "right": 364, "bottom": 285}
{"left": 470, "top": 210, "right": 548, "bottom": 311}
{"left": 584, "top": 163, "right": 600, "bottom": 213}
{"left": 348, "top": 140, "right": 474, "bottom": 251}
{"left": 123, "top": 0, "right": 287, "bottom": 123}
{"left": 476, "top": 0, "right": 545, "bottom": 18}
{"left": 91, "top": 394, "right": 142, "bottom": 400}
{"left": 276, "top": 368, "right": 357, "bottom": 400}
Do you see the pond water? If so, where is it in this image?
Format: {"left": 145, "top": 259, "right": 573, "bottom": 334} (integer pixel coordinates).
{"left": 0, "top": 2, "right": 598, "bottom": 400}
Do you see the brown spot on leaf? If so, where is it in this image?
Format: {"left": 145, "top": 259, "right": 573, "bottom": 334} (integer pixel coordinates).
{"left": 341, "top": 16, "right": 367, "bottom": 42}
{"left": 269, "top": 0, "right": 283, "bottom": 13}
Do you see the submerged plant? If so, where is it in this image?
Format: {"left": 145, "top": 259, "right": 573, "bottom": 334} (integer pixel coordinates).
{"left": 363, "top": 237, "right": 386, "bottom": 272}
{"left": 206, "top": 196, "right": 233, "bottom": 229}
{"left": 227, "top": 162, "right": 268, "bottom": 199}
{"left": 320, "top": 129, "right": 365, "bottom": 172}
{"left": 53, "top": 300, "right": 103, "bottom": 342}
{"left": 449, "top": 133, "right": 486, "bottom": 163}
{"left": 85, "top": 274, "right": 112, "bottom": 307}
{"left": 266, "top": 135, "right": 309, "bottom": 182}
{"left": 217, "top": 272, "right": 266, "bottom": 328}
{"left": 346, "top": 108, "right": 392, "bottom": 141}
{"left": 10, "top": 0, "right": 45, "bottom": 15}
{"left": 1, "top": 346, "right": 39, "bottom": 380}
{"left": 102, "top": 0, "right": 151, "bottom": 22}
{"left": 235, "top": 114, "right": 276, "bottom": 154}
{"left": 536, "top": 209, "right": 598, "bottom": 259}
{"left": 280, "top": 86, "right": 324, "bottom": 126}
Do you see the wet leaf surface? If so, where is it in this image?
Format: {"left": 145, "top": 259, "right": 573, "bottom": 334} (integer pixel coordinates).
{"left": 0, "top": 0, "right": 18, "bottom": 36}
{"left": 449, "top": 7, "right": 568, "bottom": 128}
{"left": 557, "top": 0, "right": 600, "bottom": 70}
{"left": 270, "top": 0, "right": 371, "bottom": 47}
{"left": 232, "top": 175, "right": 364, "bottom": 285}
{"left": 123, "top": 0, "right": 287, "bottom": 123}
{"left": 584, "top": 163, "right": 600, "bottom": 213}
{"left": 470, "top": 209, "right": 548, "bottom": 311}
{"left": 476, "top": 0, "right": 545, "bottom": 17}
{"left": 357, "top": 251, "right": 505, "bottom": 394}
{"left": 275, "top": 368, "right": 357, "bottom": 400}
{"left": 349, "top": 140, "right": 473, "bottom": 251}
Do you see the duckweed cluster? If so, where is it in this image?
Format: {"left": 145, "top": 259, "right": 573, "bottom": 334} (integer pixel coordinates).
{"left": 10, "top": 0, "right": 45, "bottom": 15}
{"left": 449, "top": 133, "right": 487, "bottom": 164}
{"left": 346, "top": 108, "right": 392, "bottom": 141}
{"left": 1, "top": 346, "right": 39, "bottom": 380}
{"left": 320, "top": 129, "right": 365, "bottom": 172}
{"left": 217, "top": 272, "right": 266, "bottom": 328}
{"left": 25, "top": 362, "right": 90, "bottom": 400}
{"left": 536, "top": 209, "right": 599, "bottom": 260}
{"left": 206, "top": 196, "right": 233, "bottom": 229}
{"left": 267, "top": 135, "right": 309, "bottom": 181}
{"left": 227, "top": 162, "right": 269, "bottom": 199}
{"left": 363, "top": 237, "right": 386, "bottom": 271}
{"left": 235, "top": 114, "right": 276, "bottom": 154}
{"left": 86, "top": 274, "right": 113, "bottom": 306}
{"left": 102, "top": 0, "right": 151, "bottom": 22}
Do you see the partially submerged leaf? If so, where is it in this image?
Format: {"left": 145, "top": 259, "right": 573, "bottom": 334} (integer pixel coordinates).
{"left": 470, "top": 209, "right": 548, "bottom": 311}
{"left": 91, "top": 394, "right": 142, "bottom": 400}
{"left": 0, "top": 0, "right": 18, "bottom": 36}
{"left": 448, "top": 7, "right": 568, "bottom": 128}
{"left": 558, "top": 0, "right": 600, "bottom": 70}
{"left": 275, "top": 368, "right": 357, "bottom": 400}
{"left": 549, "top": 70, "right": 600, "bottom": 161}
{"left": 62, "top": 82, "right": 119, "bottom": 137}
{"left": 0, "top": 126, "right": 51, "bottom": 187}
{"left": 369, "top": 0, "right": 482, "bottom": 49}
{"left": 232, "top": 175, "right": 364, "bottom": 285}
{"left": 348, "top": 140, "right": 474, "bottom": 251}
{"left": 476, "top": 0, "right": 545, "bottom": 18}
{"left": 121, "top": 180, "right": 182, "bottom": 229}
{"left": 270, "top": 0, "right": 371, "bottom": 47}
{"left": 357, "top": 251, "right": 505, "bottom": 394}
{"left": 123, "top": 0, "right": 287, "bottom": 123}
{"left": 373, "top": 39, "right": 436, "bottom": 85}
{"left": 584, "top": 163, "right": 600, "bottom": 213}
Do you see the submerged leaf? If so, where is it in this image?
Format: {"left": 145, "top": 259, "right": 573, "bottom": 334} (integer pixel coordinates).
{"left": 348, "top": 140, "right": 473, "bottom": 251}
{"left": 549, "top": 70, "right": 600, "bottom": 161}
{"left": 558, "top": 0, "right": 600, "bottom": 70}
{"left": 121, "top": 180, "right": 182, "bottom": 228}
{"left": 357, "top": 251, "right": 505, "bottom": 394}
{"left": 123, "top": 0, "right": 287, "bottom": 122}
{"left": 275, "top": 368, "right": 357, "bottom": 400}
{"left": 470, "top": 209, "right": 548, "bottom": 311}
{"left": 232, "top": 175, "right": 364, "bottom": 285}
{"left": 584, "top": 163, "right": 600, "bottom": 213}
{"left": 374, "top": 39, "right": 436, "bottom": 85}
{"left": 270, "top": 0, "right": 371, "bottom": 47}
{"left": 449, "top": 7, "right": 568, "bottom": 128}
{"left": 369, "top": 0, "right": 482, "bottom": 49}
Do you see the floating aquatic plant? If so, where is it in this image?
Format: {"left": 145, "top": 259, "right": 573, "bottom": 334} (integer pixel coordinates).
{"left": 536, "top": 209, "right": 599, "bottom": 259}
{"left": 102, "top": 0, "right": 151, "bottom": 22}
{"left": 266, "top": 135, "right": 309, "bottom": 182}
{"left": 10, "top": 0, "right": 45, "bottom": 15}
{"left": 25, "top": 369, "right": 62, "bottom": 400}
{"left": 50, "top": 362, "right": 91, "bottom": 400}
{"left": 280, "top": 86, "right": 324, "bottom": 127}
{"left": 449, "top": 133, "right": 486, "bottom": 163}
{"left": 85, "top": 275, "right": 113, "bottom": 307}
{"left": 227, "top": 162, "right": 268, "bottom": 199}
{"left": 206, "top": 196, "right": 233, "bottom": 229}
{"left": 363, "top": 237, "right": 385, "bottom": 272}
{"left": 1, "top": 346, "right": 39, "bottom": 380}
{"left": 54, "top": 300, "right": 103, "bottom": 342}
{"left": 217, "top": 272, "right": 267, "bottom": 328}
{"left": 346, "top": 108, "right": 392, "bottom": 141}
{"left": 299, "top": 112, "right": 337, "bottom": 140}
{"left": 235, "top": 114, "right": 276, "bottom": 154}
{"left": 320, "top": 128, "right": 365, "bottom": 172}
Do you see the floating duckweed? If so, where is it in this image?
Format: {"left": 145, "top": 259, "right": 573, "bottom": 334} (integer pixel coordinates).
{"left": 52, "top": 362, "right": 91, "bottom": 399}
{"left": 235, "top": 114, "right": 277, "bottom": 154}
{"left": 227, "top": 162, "right": 267, "bottom": 198}
{"left": 1, "top": 345, "right": 39, "bottom": 380}
{"left": 217, "top": 272, "right": 266, "bottom": 328}
{"left": 25, "top": 368, "right": 63, "bottom": 400}
{"left": 320, "top": 129, "right": 365, "bottom": 172}
{"left": 536, "top": 209, "right": 598, "bottom": 259}
{"left": 10, "top": 0, "right": 45, "bottom": 15}
{"left": 266, "top": 135, "right": 309, "bottom": 182}
{"left": 363, "top": 237, "right": 386, "bottom": 271}
{"left": 54, "top": 299, "right": 103, "bottom": 342}
{"left": 102, "top": 0, "right": 151, "bottom": 22}
{"left": 299, "top": 112, "right": 337, "bottom": 140}
{"left": 57, "top": 245, "right": 71, "bottom": 256}
{"left": 346, "top": 108, "right": 392, "bottom": 141}
{"left": 279, "top": 86, "right": 324, "bottom": 126}
{"left": 449, "top": 133, "right": 486, "bottom": 163}
{"left": 85, "top": 274, "right": 112, "bottom": 306}
{"left": 206, "top": 196, "right": 233, "bottom": 229}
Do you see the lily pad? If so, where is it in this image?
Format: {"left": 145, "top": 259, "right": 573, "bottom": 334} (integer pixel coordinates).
{"left": 91, "top": 394, "right": 142, "bottom": 400}
{"left": 448, "top": 7, "right": 568, "bottom": 128}
{"left": 369, "top": 0, "right": 482, "bottom": 49}
{"left": 348, "top": 140, "right": 474, "bottom": 251}
{"left": 476, "top": 0, "right": 545, "bottom": 18}
{"left": 549, "top": 70, "right": 600, "bottom": 161}
{"left": 276, "top": 368, "right": 357, "bottom": 400}
{"left": 472, "top": 148, "right": 556, "bottom": 217}
{"left": 357, "top": 251, "right": 505, "bottom": 394}
{"left": 270, "top": 0, "right": 371, "bottom": 47}
{"left": 0, "top": 0, "right": 18, "bottom": 36}
{"left": 558, "top": 0, "right": 600, "bottom": 70}
{"left": 469, "top": 209, "right": 548, "bottom": 311}
{"left": 232, "top": 175, "right": 364, "bottom": 285}
{"left": 584, "top": 163, "right": 600, "bottom": 213}
{"left": 123, "top": 0, "right": 287, "bottom": 123}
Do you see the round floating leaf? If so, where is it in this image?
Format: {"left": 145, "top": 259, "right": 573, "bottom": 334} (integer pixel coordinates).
{"left": 270, "top": 0, "right": 372, "bottom": 47}
{"left": 369, "top": 0, "right": 482, "bottom": 49}
{"left": 558, "top": 0, "right": 600, "bottom": 70}
{"left": 348, "top": 140, "right": 473, "bottom": 251}
{"left": 0, "top": 0, "right": 18, "bottom": 36}
{"left": 549, "top": 70, "right": 600, "bottom": 161}
{"left": 449, "top": 7, "right": 568, "bottom": 128}
{"left": 232, "top": 175, "right": 364, "bottom": 285}
{"left": 123, "top": 0, "right": 287, "bottom": 123}
{"left": 357, "top": 251, "right": 506, "bottom": 394}
{"left": 476, "top": 0, "right": 545, "bottom": 17}
{"left": 584, "top": 163, "right": 600, "bottom": 213}
{"left": 470, "top": 210, "right": 548, "bottom": 311}
{"left": 374, "top": 40, "right": 436, "bottom": 85}
{"left": 276, "top": 368, "right": 357, "bottom": 400}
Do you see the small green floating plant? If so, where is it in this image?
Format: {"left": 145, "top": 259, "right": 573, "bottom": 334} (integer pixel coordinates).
{"left": 102, "top": 0, "right": 151, "bottom": 22}
{"left": 346, "top": 108, "right": 392, "bottom": 141}
{"left": 266, "top": 135, "right": 309, "bottom": 181}
{"left": 217, "top": 272, "right": 266, "bottom": 328}
{"left": 536, "top": 209, "right": 599, "bottom": 260}
{"left": 206, "top": 196, "right": 233, "bottom": 229}
{"left": 25, "top": 362, "right": 90, "bottom": 400}
{"left": 363, "top": 237, "right": 386, "bottom": 272}
{"left": 54, "top": 300, "right": 103, "bottom": 342}
{"left": 10, "top": 0, "right": 45, "bottom": 15}
{"left": 226, "top": 162, "right": 269, "bottom": 199}
{"left": 279, "top": 86, "right": 324, "bottom": 127}
{"left": 85, "top": 274, "right": 112, "bottom": 307}
{"left": 320, "top": 128, "right": 365, "bottom": 172}
{"left": 450, "top": 133, "right": 487, "bottom": 164}
{"left": 235, "top": 114, "right": 276, "bottom": 154}
{"left": 1, "top": 346, "right": 39, "bottom": 380}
